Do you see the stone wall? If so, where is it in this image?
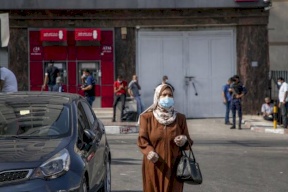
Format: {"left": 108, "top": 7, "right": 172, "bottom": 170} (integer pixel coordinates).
{"left": 9, "top": 28, "right": 28, "bottom": 91}
{"left": 237, "top": 25, "right": 269, "bottom": 114}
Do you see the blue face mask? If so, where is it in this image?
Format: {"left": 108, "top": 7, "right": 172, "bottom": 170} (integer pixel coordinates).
{"left": 158, "top": 97, "right": 174, "bottom": 108}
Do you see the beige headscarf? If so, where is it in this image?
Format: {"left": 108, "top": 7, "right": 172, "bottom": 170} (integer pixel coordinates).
{"left": 140, "top": 84, "right": 177, "bottom": 126}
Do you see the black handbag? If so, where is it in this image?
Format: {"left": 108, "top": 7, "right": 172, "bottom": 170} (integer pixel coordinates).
{"left": 176, "top": 143, "right": 203, "bottom": 185}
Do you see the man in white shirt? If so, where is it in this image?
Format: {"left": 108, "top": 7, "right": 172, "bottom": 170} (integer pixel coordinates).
{"left": 0, "top": 66, "right": 18, "bottom": 92}
{"left": 277, "top": 77, "right": 288, "bottom": 128}
{"left": 261, "top": 97, "right": 273, "bottom": 121}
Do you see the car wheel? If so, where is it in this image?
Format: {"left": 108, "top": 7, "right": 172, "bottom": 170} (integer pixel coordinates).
{"left": 80, "top": 177, "right": 88, "bottom": 192}
{"left": 102, "top": 160, "right": 111, "bottom": 192}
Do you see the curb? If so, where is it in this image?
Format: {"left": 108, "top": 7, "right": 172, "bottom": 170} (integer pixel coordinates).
{"left": 244, "top": 120, "right": 288, "bottom": 135}
{"left": 105, "top": 125, "right": 139, "bottom": 134}
{"left": 250, "top": 126, "right": 288, "bottom": 134}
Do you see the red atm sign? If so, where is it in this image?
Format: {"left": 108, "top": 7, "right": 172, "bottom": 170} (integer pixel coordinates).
{"left": 75, "top": 28, "right": 101, "bottom": 41}
{"left": 40, "top": 29, "right": 67, "bottom": 41}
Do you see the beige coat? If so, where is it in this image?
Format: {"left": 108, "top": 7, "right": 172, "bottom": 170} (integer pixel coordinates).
{"left": 137, "top": 112, "right": 193, "bottom": 192}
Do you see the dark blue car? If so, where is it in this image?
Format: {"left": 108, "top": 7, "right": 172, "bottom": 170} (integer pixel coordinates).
{"left": 0, "top": 92, "right": 111, "bottom": 192}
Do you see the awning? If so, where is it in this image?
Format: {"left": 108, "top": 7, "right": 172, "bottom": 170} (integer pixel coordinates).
{"left": 40, "top": 29, "right": 67, "bottom": 41}
{"left": 75, "top": 28, "right": 101, "bottom": 41}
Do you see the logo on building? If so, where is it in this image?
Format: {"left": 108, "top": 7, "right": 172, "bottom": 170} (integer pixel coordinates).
{"left": 102, "top": 46, "right": 112, "bottom": 53}
{"left": 59, "top": 30, "right": 63, "bottom": 40}
{"left": 31, "top": 46, "right": 41, "bottom": 56}
{"left": 75, "top": 28, "right": 101, "bottom": 41}
{"left": 40, "top": 29, "right": 67, "bottom": 41}
{"left": 93, "top": 30, "right": 98, "bottom": 40}
{"left": 33, "top": 47, "right": 40, "bottom": 53}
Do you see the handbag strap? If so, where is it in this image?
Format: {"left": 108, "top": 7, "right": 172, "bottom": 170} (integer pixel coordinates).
{"left": 181, "top": 141, "right": 197, "bottom": 162}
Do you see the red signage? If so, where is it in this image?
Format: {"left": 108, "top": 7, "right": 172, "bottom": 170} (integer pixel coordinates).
{"left": 40, "top": 29, "right": 67, "bottom": 41}
{"left": 75, "top": 28, "right": 101, "bottom": 41}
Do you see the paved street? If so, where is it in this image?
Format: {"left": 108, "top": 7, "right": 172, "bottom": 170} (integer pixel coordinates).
{"left": 107, "top": 118, "right": 288, "bottom": 192}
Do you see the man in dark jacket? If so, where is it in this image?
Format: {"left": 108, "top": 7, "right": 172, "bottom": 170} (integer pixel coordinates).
{"left": 81, "top": 69, "right": 96, "bottom": 106}
{"left": 222, "top": 77, "right": 233, "bottom": 125}
{"left": 42, "top": 62, "right": 60, "bottom": 92}
{"left": 229, "top": 75, "right": 247, "bottom": 130}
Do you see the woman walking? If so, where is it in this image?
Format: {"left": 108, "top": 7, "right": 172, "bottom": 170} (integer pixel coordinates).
{"left": 137, "top": 84, "right": 193, "bottom": 192}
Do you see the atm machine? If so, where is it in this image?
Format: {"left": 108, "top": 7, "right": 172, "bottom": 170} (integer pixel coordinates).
{"left": 43, "top": 61, "right": 67, "bottom": 92}
{"left": 78, "top": 62, "right": 101, "bottom": 107}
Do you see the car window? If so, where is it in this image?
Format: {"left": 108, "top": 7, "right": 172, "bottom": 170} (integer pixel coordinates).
{"left": 0, "top": 99, "right": 70, "bottom": 138}
{"left": 77, "top": 101, "right": 93, "bottom": 149}
{"left": 77, "top": 102, "right": 91, "bottom": 129}
{"left": 81, "top": 101, "right": 103, "bottom": 139}
{"left": 78, "top": 101, "right": 102, "bottom": 143}
{"left": 81, "top": 101, "right": 97, "bottom": 128}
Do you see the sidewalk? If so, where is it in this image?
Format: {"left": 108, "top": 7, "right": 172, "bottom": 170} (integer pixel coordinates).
{"left": 101, "top": 115, "right": 288, "bottom": 135}
{"left": 101, "top": 119, "right": 139, "bottom": 134}
{"left": 243, "top": 115, "right": 288, "bottom": 135}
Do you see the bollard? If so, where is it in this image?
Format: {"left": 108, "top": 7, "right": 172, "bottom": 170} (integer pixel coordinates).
{"left": 273, "top": 104, "right": 278, "bottom": 129}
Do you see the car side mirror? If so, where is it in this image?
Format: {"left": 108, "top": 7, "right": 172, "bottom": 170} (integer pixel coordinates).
{"left": 84, "top": 129, "right": 96, "bottom": 143}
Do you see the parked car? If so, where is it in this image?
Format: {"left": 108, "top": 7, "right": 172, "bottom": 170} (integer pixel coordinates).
{"left": 0, "top": 91, "right": 111, "bottom": 192}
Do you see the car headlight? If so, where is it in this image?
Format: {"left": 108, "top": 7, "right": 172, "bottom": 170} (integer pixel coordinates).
{"left": 31, "top": 149, "right": 70, "bottom": 179}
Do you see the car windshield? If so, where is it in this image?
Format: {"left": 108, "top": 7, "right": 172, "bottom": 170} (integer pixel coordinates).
{"left": 0, "top": 95, "right": 71, "bottom": 138}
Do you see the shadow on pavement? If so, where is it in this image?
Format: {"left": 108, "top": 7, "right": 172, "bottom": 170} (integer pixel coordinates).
{"left": 195, "top": 139, "right": 288, "bottom": 147}
{"left": 111, "top": 158, "right": 141, "bottom": 165}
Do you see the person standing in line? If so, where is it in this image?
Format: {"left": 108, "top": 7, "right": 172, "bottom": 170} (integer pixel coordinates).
{"left": 261, "top": 97, "right": 274, "bottom": 121}
{"left": 277, "top": 77, "right": 288, "bottom": 128}
{"left": 128, "top": 74, "right": 144, "bottom": 117}
{"left": 112, "top": 75, "right": 128, "bottom": 122}
{"left": 222, "top": 77, "right": 233, "bottom": 125}
{"left": 56, "top": 76, "right": 63, "bottom": 92}
{"left": 81, "top": 69, "right": 96, "bottom": 106}
{"left": 80, "top": 70, "right": 86, "bottom": 85}
{"left": 137, "top": 84, "right": 193, "bottom": 192}
{"left": 0, "top": 66, "right": 18, "bottom": 92}
{"left": 159, "top": 75, "right": 175, "bottom": 91}
{"left": 229, "top": 75, "right": 247, "bottom": 130}
{"left": 42, "top": 62, "right": 60, "bottom": 92}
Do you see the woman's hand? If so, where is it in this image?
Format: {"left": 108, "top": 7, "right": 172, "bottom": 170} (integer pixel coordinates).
{"left": 174, "top": 135, "right": 187, "bottom": 147}
{"left": 147, "top": 151, "right": 159, "bottom": 163}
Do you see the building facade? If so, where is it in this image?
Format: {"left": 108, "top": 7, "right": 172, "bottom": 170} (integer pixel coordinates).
{"left": 267, "top": 0, "right": 288, "bottom": 100}
{"left": 0, "top": 0, "right": 270, "bottom": 117}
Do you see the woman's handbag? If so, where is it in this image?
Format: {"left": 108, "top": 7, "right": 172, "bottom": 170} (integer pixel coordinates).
{"left": 176, "top": 143, "right": 203, "bottom": 185}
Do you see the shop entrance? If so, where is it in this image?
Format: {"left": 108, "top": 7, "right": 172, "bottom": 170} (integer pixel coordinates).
{"left": 29, "top": 29, "right": 115, "bottom": 108}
